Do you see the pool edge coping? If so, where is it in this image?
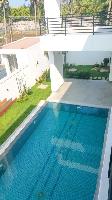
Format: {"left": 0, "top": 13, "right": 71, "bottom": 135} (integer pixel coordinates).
{"left": 94, "top": 108, "right": 111, "bottom": 200}
{"left": 47, "top": 99, "right": 110, "bottom": 109}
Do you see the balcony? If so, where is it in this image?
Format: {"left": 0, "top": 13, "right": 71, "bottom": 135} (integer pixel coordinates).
{"left": 39, "top": 12, "right": 112, "bottom": 36}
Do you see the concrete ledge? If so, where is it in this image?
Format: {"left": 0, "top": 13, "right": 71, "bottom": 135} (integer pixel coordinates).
{"left": 40, "top": 34, "right": 112, "bottom": 51}
{"left": 48, "top": 99, "right": 110, "bottom": 109}
{"left": 95, "top": 108, "right": 112, "bottom": 200}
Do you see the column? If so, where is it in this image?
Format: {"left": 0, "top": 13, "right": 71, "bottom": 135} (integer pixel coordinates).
{"left": 49, "top": 51, "right": 64, "bottom": 92}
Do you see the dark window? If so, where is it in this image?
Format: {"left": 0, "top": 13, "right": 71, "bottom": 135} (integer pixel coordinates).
{"left": 4, "top": 54, "right": 18, "bottom": 73}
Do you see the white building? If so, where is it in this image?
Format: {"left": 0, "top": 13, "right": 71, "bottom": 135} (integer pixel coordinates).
{"left": 0, "top": 1, "right": 112, "bottom": 199}
{"left": 0, "top": 37, "right": 49, "bottom": 100}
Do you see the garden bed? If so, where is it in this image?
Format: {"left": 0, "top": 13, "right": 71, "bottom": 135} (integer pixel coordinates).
{"left": 0, "top": 80, "right": 51, "bottom": 144}
{"left": 64, "top": 64, "right": 110, "bottom": 80}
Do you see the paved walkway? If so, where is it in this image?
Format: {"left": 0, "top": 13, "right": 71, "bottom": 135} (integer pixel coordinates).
{"left": 48, "top": 79, "right": 112, "bottom": 108}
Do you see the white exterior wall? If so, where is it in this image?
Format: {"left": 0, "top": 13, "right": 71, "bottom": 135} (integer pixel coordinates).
{"left": 0, "top": 44, "right": 49, "bottom": 100}
{"left": 16, "top": 51, "right": 39, "bottom": 89}
{"left": 44, "top": 0, "right": 61, "bottom": 18}
{"left": 66, "top": 51, "right": 112, "bottom": 65}
{"left": 40, "top": 35, "right": 112, "bottom": 51}
{"left": 27, "top": 43, "right": 49, "bottom": 80}
{"left": 49, "top": 51, "right": 64, "bottom": 92}
{"left": 0, "top": 72, "right": 20, "bottom": 100}
{"left": 0, "top": 64, "right": 38, "bottom": 100}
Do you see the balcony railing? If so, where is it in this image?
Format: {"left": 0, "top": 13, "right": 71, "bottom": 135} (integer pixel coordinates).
{"left": 39, "top": 11, "right": 112, "bottom": 35}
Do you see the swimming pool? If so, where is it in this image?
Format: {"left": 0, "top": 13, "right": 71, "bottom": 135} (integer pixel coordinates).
{"left": 0, "top": 102, "right": 109, "bottom": 200}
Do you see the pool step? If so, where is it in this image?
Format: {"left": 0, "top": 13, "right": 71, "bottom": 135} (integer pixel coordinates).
{"left": 0, "top": 98, "right": 16, "bottom": 116}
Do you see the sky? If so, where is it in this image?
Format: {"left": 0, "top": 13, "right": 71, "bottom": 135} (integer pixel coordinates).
{"left": 9, "top": 0, "right": 30, "bottom": 7}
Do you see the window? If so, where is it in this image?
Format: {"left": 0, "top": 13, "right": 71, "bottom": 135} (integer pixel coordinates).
{"left": 5, "top": 54, "right": 18, "bottom": 73}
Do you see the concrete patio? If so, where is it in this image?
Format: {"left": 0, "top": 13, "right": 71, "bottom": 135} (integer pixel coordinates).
{"left": 48, "top": 79, "right": 112, "bottom": 108}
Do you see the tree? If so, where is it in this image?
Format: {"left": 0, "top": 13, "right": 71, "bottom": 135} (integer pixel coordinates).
{"left": 61, "top": 3, "right": 70, "bottom": 16}
{"left": 10, "top": 6, "right": 30, "bottom": 17}
{"left": 0, "top": 0, "right": 10, "bottom": 21}
{"left": 25, "top": 0, "right": 44, "bottom": 18}
{"left": 61, "top": 0, "right": 108, "bottom": 16}
{"left": 0, "top": 0, "right": 10, "bottom": 43}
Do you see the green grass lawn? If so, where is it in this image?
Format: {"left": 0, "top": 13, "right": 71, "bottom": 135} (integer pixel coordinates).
{"left": 64, "top": 64, "right": 109, "bottom": 80}
{"left": 0, "top": 81, "right": 51, "bottom": 144}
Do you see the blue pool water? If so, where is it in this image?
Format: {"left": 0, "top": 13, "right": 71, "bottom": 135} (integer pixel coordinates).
{"left": 0, "top": 102, "right": 109, "bottom": 200}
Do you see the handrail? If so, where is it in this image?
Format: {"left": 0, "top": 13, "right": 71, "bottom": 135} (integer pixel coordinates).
{"left": 39, "top": 11, "right": 112, "bottom": 36}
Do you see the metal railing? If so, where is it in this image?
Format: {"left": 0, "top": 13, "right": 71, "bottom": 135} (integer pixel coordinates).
{"left": 0, "top": 12, "right": 112, "bottom": 46}
{"left": 39, "top": 11, "right": 112, "bottom": 35}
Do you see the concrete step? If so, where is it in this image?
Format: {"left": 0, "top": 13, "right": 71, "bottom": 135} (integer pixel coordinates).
{"left": 0, "top": 98, "right": 7, "bottom": 107}
{"left": 0, "top": 98, "right": 16, "bottom": 116}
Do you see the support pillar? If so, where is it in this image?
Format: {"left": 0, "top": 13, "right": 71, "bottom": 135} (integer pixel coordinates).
{"left": 49, "top": 51, "right": 64, "bottom": 92}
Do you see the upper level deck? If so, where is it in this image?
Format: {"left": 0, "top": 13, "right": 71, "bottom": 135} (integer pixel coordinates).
{"left": 42, "top": 0, "right": 112, "bottom": 36}
{"left": 39, "top": 12, "right": 112, "bottom": 36}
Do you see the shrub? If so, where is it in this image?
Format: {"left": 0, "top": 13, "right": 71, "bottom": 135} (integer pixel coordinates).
{"left": 63, "top": 63, "right": 69, "bottom": 69}
{"left": 94, "top": 63, "right": 100, "bottom": 68}
{"left": 64, "top": 64, "right": 109, "bottom": 80}
{"left": 75, "top": 71, "right": 91, "bottom": 79}
{"left": 100, "top": 62, "right": 104, "bottom": 68}
{"left": 64, "top": 71, "right": 91, "bottom": 79}
{"left": 36, "top": 69, "right": 50, "bottom": 84}
{"left": 18, "top": 85, "right": 32, "bottom": 102}
{"left": 103, "top": 58, "right": 109, "bottom": 67}
{"left": 69, "top": 64, "right": 74, "bottom": 68}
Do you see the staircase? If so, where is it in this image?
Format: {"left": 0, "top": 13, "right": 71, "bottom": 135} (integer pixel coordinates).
{"left": 40, "top": 12, "right": 112, "bottom": 35}
{"left": 47, "top": 18, "right": 68, "bottom": 35}
{"left": 107, "top": 9, "right": 112, "bottom": 25}
{"left": 0, "top": 98, "right": 16, "bottom": 116}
